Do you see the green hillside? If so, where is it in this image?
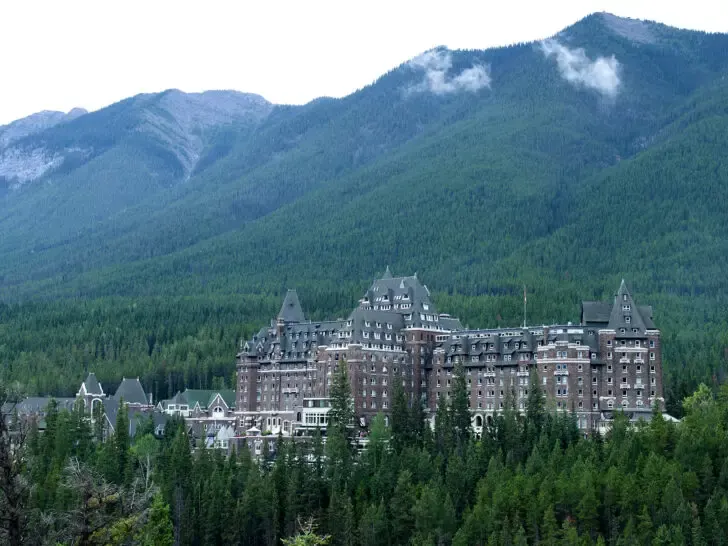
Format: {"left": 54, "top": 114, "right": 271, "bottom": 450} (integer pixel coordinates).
{"left": 1, "top": 13, "right": 728, "bottom": 411}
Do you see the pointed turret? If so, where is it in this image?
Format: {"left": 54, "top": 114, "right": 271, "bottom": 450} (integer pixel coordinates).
{"left": 382, "top": 265, "right": 393, "bottom": 279}
{"left": 80, "top": 372, "right": 104, "bottom": 396}
{"left": 607, "top": 279, "right": 647, "bottom": 334}
{"left": 277, "top": 289, "right": 305, "bottom": 323}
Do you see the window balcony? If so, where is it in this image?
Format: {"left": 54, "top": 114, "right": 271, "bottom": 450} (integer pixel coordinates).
{"left": 620, "top": 383, "right": 631, "bottom": 389}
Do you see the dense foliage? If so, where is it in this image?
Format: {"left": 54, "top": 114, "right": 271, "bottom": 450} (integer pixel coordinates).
{"left": 5, "top": 369, "right": 728, "bottom": 545}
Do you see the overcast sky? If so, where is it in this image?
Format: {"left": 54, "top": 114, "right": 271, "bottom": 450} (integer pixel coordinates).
{"left": 0, "top": 0, "right": 726, "bottom": 125}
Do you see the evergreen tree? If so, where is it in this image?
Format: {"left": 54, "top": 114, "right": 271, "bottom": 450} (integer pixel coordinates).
{"left": 326, "top": 360, "right": 354, "bottom": 491}
{"left": 525, "top": 367, "right": 545, "bottom": 444}
{"left": 138, "top": 492, "right": 174, "bottom": 546}
{"left": 390, "top": 382, "right": 411, "bottom": 452}
{"left": 114, "top": 401, "right": 130, "bottom": 484}
{"left": 389, "top": 470, "right": 416, "bottom": 545}
{"left": 451, "top": 362, "right": 471, "bottom": 453}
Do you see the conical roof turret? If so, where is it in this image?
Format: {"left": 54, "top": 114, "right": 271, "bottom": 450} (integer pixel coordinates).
{"left": 608, "top": 279, "right": 647, "bottom": 334}
{"left": 278, "top": 289, "right": 305, "bottom": 323}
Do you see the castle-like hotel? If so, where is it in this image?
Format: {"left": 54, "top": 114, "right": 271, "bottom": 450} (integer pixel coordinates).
{"left": 236, "top": 270, "right": 663, "bottom": 435}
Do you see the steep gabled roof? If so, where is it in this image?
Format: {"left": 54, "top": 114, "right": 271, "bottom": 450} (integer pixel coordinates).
{"left": 114, "top": 378, "right": 149, "bottom": 405}
{"left": 81, "top": 373, "right": 104, "bottom": 396}
{"left": 207, "top": 390, "right": 236, "bottom": 409}
{"left": 608, "top": 280, "right": 648, "bottom": 335}
{"left": 278, "top": 289, "right": 305, "bottom": 323}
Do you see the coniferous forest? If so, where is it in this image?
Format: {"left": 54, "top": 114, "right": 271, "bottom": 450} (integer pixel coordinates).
{"left": 3, "top": 367, "right": 728, "bottom": 546}
{"left": 3, "top": 11, "right": 728, "bottom": 545}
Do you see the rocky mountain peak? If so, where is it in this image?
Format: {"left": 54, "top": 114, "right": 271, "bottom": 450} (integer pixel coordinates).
{"left": 0, "top": 107, "right": 87, "bottom": 148}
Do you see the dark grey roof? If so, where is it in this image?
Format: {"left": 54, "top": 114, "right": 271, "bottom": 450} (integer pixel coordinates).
{"left": 346, "top": 306, "right": 406, "bottom": 345}
{"left": 581, "top": 301, "right": 611, "bottom": 325}
{"left": 439, "top": 315, "right": 464, "bottom": 331}
{"left": 103, "top": 398, "right": 120, "bottom": 426}
{"left": 608, "top": 280, "right": 648, "bottom": 336}
{"left": 242, "top": 319, "right": 340, "bottom": 361}
{"left": 114, "top": 378, "right": 149, "bottom": 405}
{"left": 639, "top": 306, "right": 656, "bottom": 329}
{"left": 5, "top": 397, "right": 76, "bottom": 415}
{"left": 278, "top": 289, "right": 305, "bottom": 323}
{"left": 381, "top": 265, "right": 393, "bottom": 279}
{"left": 434, "top": 324, "right": 600, "bottom": 368}
{"left": 81, "top": 373, "right": 104, "bottom": 396}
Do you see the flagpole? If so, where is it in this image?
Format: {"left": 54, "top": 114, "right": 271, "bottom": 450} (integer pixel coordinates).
{"left": 523, "top": 285, "right": 527, "bottom": 328}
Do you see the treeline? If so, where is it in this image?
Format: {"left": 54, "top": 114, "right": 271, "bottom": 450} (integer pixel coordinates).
{"left": 2, "top": 288, "right": 726, "bottom": 417}
{"left": 5, "top": 368, "right": 728, "bottom": 545}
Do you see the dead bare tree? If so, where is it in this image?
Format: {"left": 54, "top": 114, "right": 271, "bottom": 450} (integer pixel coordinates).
{"left": 55, "top": 457, "right": 155, "bottom": 546}
{"left": 0, "top": 382, "right": 30, "bottom": 546}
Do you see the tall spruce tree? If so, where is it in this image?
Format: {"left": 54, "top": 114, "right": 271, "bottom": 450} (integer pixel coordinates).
{"left": 326, "top": 360, "right": 354, "bottom": 491}
{"left": 390, "top": 382, "right": 411, "bottom": 452}
{"left": 451, "top": 362, "right": 471, "bottom": 453}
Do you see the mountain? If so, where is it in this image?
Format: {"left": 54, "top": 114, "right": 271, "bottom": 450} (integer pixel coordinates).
{"left": 0, "top": 108, "right": 87, "bottom": 148}
{"left": 0, "top": 108, "right": 87, "bottom": 182}
{"left": 1, "top": 13, "right": 728, "bottom": 318}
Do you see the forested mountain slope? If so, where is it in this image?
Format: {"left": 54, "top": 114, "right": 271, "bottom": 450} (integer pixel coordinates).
{"left": 1, "top": 13, "right": 728, "bottom": 407}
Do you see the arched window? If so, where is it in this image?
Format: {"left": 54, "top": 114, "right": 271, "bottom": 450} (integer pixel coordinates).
{"left": 475, "top": 415, "right": 483, "bottom": 428}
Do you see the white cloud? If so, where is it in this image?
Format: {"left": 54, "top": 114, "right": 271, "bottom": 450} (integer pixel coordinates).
{"left": 540, "top": 39, "right": 621, "bottom": 98}
{"left": 406, "top": 48, "right": 491, "bottom": 95}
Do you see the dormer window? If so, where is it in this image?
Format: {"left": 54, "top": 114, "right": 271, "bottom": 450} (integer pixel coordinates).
{"left": 620, "top": 328, "right": 626, "bottom": 334}
{"left": 623, "top": 304, "right": 631, "bottom": 311}
{"left": 625, "top": 316, "right": 631, "bottom": 323}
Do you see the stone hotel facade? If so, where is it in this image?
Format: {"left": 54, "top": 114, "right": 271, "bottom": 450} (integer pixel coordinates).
{"left": 236, "top": 270, "right": 663, "bottom": 435}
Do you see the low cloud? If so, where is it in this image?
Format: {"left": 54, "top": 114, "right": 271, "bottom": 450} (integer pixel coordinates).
{"left": 540, "top": 39, "right": 621, "bottom": 98}
{"left": 406, "top": 48, "right": 490, "bottom": 95}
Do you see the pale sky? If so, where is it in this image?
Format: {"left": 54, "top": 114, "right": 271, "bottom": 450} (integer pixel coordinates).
{"left": 0, "top": 0, "right": 726, "bottom": 125}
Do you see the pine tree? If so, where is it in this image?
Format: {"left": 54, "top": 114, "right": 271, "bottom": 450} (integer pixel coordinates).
{"left": 389, "top": 470, "right": 416, "bottom": 545}
{"left": 327, "top": 490, "right": 354, "bottom": 546}
{"left": 114, "top": 401, "right": 130, "bottom": 484}
{"left": 138, "top": 492, "right": 174, "bottom": 546}
{"left": 525, "top": 367, "right": 545, "bottom": 444}
{"left": 451, "top": 362, "right": 471, "bottom": 453}
{"left": 326, "top": 360, "right": 354, "bottom": 491}
{"left": 390, "top": 382, "right": 411, "bottom": 452}
{"left": 358, "top": 500, "right": 388, "bottom": 546}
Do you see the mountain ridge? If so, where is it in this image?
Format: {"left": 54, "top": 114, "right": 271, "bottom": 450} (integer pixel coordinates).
{"left": 0, "top": 13, "right": 727, "bottom": 311}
